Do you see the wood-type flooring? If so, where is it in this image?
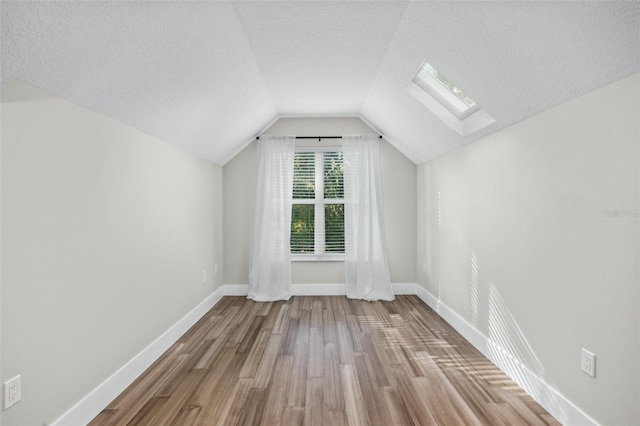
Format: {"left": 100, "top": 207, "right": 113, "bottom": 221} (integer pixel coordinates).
{"left": 90, "top": 295, "right": 559, "bottom": 425}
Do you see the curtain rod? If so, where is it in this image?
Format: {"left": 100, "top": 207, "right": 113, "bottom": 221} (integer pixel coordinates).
{"left": 256, "top": 135, "right": 382, "bottom": 141}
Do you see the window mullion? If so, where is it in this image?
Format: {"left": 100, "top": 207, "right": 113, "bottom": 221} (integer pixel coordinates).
{"left": 314, "top": 151, "right": 325, "bottom": 255}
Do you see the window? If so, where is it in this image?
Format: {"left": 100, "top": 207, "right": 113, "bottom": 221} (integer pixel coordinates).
{"left": 291, "top": 148, "right": 344, "bottom": 260}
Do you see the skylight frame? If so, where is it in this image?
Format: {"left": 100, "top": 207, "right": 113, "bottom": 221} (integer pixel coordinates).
{"left": 407, "top": 61, "right": 496, "bottom": 137}
{"left": 412, "top": 62, "right": 480, "bottom": 120}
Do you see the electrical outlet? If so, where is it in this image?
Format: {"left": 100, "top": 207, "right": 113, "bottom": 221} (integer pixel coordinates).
{"left": 202, "top": 269, "right": 207, "bottom": 283}
{"left": 581, "top": 349, "right": 596, "bottom": 377}
{"left": 4, "top": 375, "right": 21, "bottom": 410}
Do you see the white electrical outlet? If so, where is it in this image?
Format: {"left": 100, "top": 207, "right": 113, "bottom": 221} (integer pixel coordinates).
{"left": 4, "top": 375, "right": 21, "bottom": 410}
{"left": 581, "top": 349, "right": 596, "bottom": 377}
{"left": 202, "top": 269, "right": 207, "bottom": 283}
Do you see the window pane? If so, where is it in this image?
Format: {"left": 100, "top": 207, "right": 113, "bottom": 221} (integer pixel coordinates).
{"left": 291, "top": 204, "right": 315, "bottom": 253}
{"left": 325, "top": 204, "right": 344, "bottom": 253}
{"left": 324, "top": 151, "right": 343, "bottom": 199}
{"left": 293, "top": 152, "right": 315, "bottom": 199}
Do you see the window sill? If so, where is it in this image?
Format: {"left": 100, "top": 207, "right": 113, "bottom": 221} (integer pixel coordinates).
{"left": 291, "top": 254, "right": 345, "bottom": 262}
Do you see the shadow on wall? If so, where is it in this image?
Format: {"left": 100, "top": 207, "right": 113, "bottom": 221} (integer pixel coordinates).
{"left": 424, "top": 167, "right": 593, "bottom": 424}
{"left": 434, "top": 191, "right": 443, "bottom": 310}
{"left": 485, "top": 281, "right": 568, "bottom": 422}
{"left": 461, "top": 249, "right": 480, "bottom": 329}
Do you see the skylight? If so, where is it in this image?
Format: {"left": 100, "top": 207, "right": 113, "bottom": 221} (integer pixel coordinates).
{"left": 412, "top": 63, "right": 479, "bottom": 120}
{"left": 407, "top": 62, "right": 496, "bottom": 137}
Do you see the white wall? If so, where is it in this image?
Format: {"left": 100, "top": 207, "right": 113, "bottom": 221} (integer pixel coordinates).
{"left": 0, "top": 79, "right": 223, "bottom": 426}
{"left": 223, "top": 117, "right": 416, "bottom": 286}
{"left": 417, "top": 74, "right": 640, "bottom": 425}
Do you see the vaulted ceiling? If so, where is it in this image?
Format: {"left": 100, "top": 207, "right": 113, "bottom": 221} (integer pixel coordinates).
{"left": 2, "top": 1, "right": 639, "bottom": 165}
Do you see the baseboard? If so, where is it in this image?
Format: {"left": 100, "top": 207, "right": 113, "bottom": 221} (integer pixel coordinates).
{"left": 223, "top": 284, "right": 249, "bottom": 296}
{"left": 49, "top": 282, "right": 413, "bottom": 424}
{"left": 391, "top": 282, "right": 417, "bottom": 295}
{"left": 224, "top": 283, "right": 417, "bottom": 297}
{"left": 52, "top": 283, "right": 592, "bottom": 426}
{"left": 50, "top": 287, "right": 226, "bottom": 426}
{"left": 292, "top": 283, "right": 347, "bottom": 295}
{"left": 415, "top": 285, "right": 599, "bottom": 426}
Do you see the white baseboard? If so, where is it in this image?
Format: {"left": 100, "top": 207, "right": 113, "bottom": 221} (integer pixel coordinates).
{"left": 223, "top": 284, "right": 249, "bottom": 296}
{"left": 50, "top": 287, "right": 225, "bottom": 426}
{"left": 52, "top": 283, "right": 594, "bottom": 426}
{"left": 293, "top": 283, "right": 347, "bottom": 295}
{"left": 415, "top": 285, "right": 598, "bottom": 426}
{"left": 224, "top": 282, "right": 416, "bottom": 297}
{"left": 391, "top": 282, "right": 417, "bottom": 295}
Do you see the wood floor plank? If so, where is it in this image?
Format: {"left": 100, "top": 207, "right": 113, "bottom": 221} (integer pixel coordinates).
{"left": 310, "top": 300, "right": 323, "bottom": 328}
{"left": 188, "top": 347, "right": 244, "bottom": 417}
{"left": 303, "top": 377, "right": 324, "bottom": 426}
{"left": 239, "top": 329, "right": 271, "bottom": 378}
{"left": 288, "top": 297, "right": 302, "bottom": 319}
{"left": 286, "top": 340, "right": 308, "bottom": 408}
{"left": 279, "top": 317, "right": 298, "bottom": 356}
{"left": 307, "top": 328, "right": 323, "bottom": 377}
{"left": 204, "top": 307, "right": 238, "bottom": 340}
{"left": 392, "top": 364, "right": 439, "bottom": 425}
{"left": 324, "top": 409, "right": 348, "bottom": 426}
{"left": 281, "top": 407, "right": 304, "bottom": 426}
{"left": 361, "top": 333, "right": 392, "bottom": 387}
{"left": 322, "top": 342, "right": 344, "bottom": 411}
{"left": 341, "top": 364, "right": 370, "bottom": 426}
{"left": 89, "top": 296, "right": 560, "bottom": 426}
{"left": 193, "top": 331, "right": 233, "bottom": 370}
{"left": 353, "top": 353, "right": 393, "bottom": 426}
{"left": 236, "top": 315, "right": 265, "bottom": 354}
{"left": 322, "top": 308, "right": 337, "bottom": 344}
{"left": 382, "top": 387, "right": 415, "bottom": 426}
{"left": 273, "top": 304, "right": 291, "bottom": 335}
{"left": 212, "top": 378, "right": 252, "bottom": 425}
{"left": 90, "top": 409, "right": 117, "bottom": 425}
{"left": 99, "top": 345, "right": 187, "bottom": 425}
{"left": 236, "top": 387, "right": 267, "bottom": 425}
{"left": 191, "top": 351, "right": 248, "bottom": 423}
{"left": 336, "top": 321, "right": 355, "bottom": 365}
{"left": 170, "top": 406, "right": 201, "bottom": 426}
{"left": 126, "top": 396, "right": 168, "bottom": 426}
{"left": 346, "top": 315, "right": 366, "bottom": 353}
{"left": 143, "top": 369, "right": 206, "bottom": 425}
{"left": 253, "top": 334, "right": 284, "bottom": 388}
{"left": 301, "top": 296, "right": 313, "bottom": 312}
{"left": 260, "top": 301, "right": 280, "bottom": 331}
{"left": 296, "top": 309, "right": 311, "bottom": 345}
{"left": 261, "top": 355, "right": 294, "bottom": 425}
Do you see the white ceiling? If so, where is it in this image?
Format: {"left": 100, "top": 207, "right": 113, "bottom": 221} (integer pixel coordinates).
{"left": 2, "top": 1, "right": 639, "bottom": 165}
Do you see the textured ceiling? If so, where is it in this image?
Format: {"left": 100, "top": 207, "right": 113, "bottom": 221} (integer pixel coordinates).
{"left": 2, "top": 1, "right": 639, "bottom": 165}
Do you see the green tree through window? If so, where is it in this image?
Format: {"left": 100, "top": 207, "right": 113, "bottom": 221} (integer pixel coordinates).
{"left": 291, "top": 150, "right": 344, "bottom": 256}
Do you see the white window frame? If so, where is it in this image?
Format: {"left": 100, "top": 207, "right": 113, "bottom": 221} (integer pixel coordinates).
{"left": 291, "top": 146, "right": 344, "bottom": 262}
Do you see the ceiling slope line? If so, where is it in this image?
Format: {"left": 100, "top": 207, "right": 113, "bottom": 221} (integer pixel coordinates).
{"left": 218, "top": 113, "right": 280, "bottom": 166}
{"left": 230, "top": 0, "right": 279, "bottom": 116}
{"left": 218, "top": 112, "right": 420, "bottom": 167}
{"left": 357, "top": 113, "right": 420, "bottom": 166}
{"left": 359, "top": 0, "right": 411, "bottom": 114}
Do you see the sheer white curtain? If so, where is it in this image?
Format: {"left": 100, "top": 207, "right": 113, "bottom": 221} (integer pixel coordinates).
{"left": 343, "top": 135, "right": 394, "bottom": 301}
{"left": 248, "top": 135, "right": 295, "bottom": 301}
